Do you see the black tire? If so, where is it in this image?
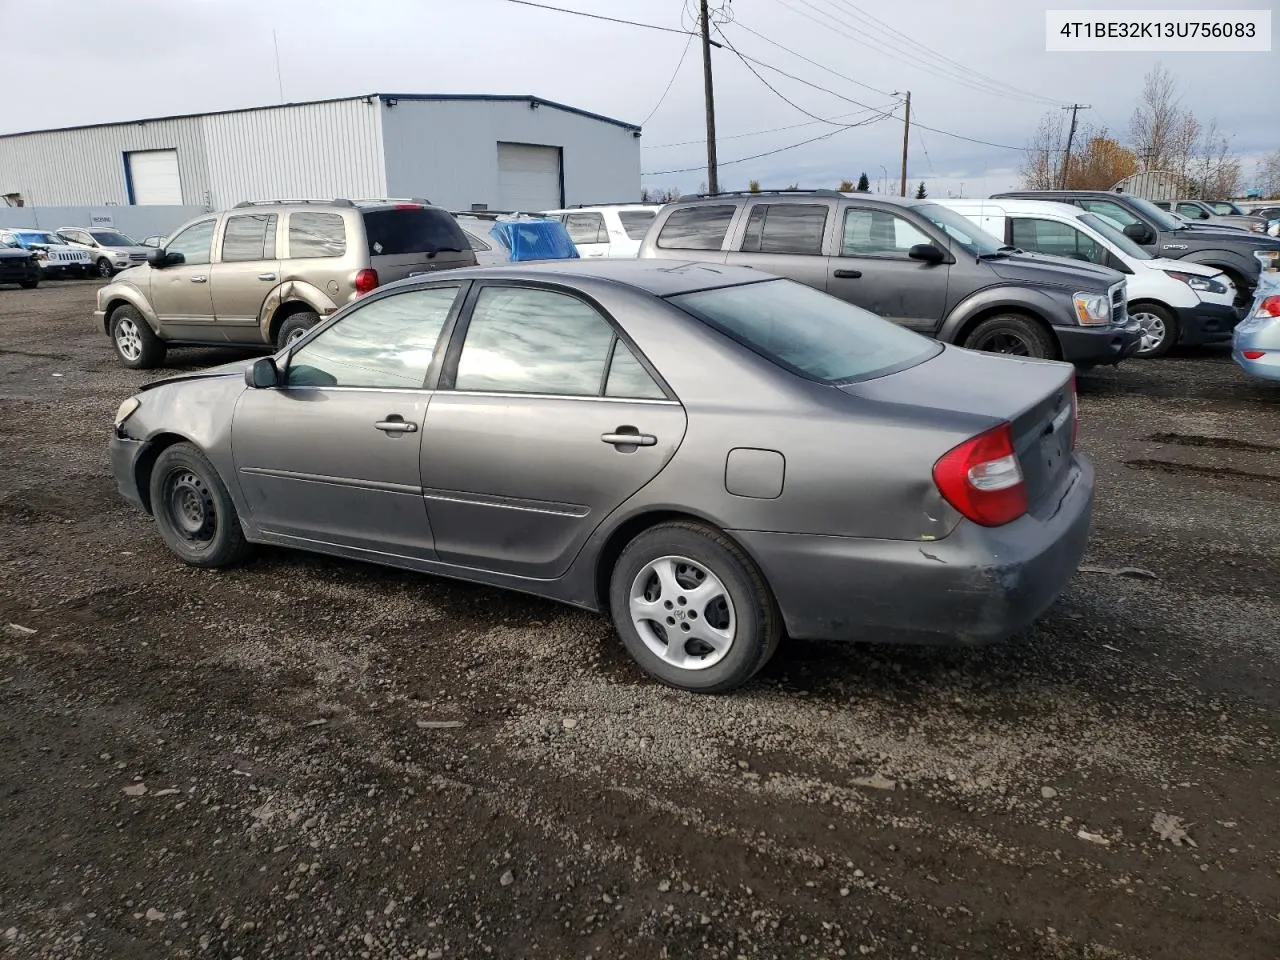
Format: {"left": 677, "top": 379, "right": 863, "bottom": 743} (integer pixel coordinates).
{"left": 19, "top": 279, "right": 37, "bottom": 289}
{"left": 276, "top": 310, "right": 321, "bottom": 349}
{"left": 1223, "top": 270, "right": 1252, "bottom": 316}
{"left": 962, "top": 313, "right": 1056, "bottom": 360}
{"left": 1129, "top": 302, "right": 1179, "bottom": 359}
{"left": 95, "top": 258, "right": 114, "bottom": 279}
{"left": 608, "top": 521, "right": 783, "bottom": 694}
{"left": 149, "top": 442, "right": 251, "bottom": 569}
{"left": 110, "top": 305, "right": 166, "bottom": 370}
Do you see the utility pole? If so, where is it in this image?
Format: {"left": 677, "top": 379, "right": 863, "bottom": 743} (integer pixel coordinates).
{"left": 898, "top": 91, "right": 911, "bottom": 197}
{"left": 699, "top": 0, "right": 719, "bottom": 195}
{"left": 1060, "top": 103, "right": 1090, "bottom": 189}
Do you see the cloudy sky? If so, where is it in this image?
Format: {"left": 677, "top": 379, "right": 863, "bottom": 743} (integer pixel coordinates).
{"left": 5, "top": 0, "right": 1275, "bottom": 197}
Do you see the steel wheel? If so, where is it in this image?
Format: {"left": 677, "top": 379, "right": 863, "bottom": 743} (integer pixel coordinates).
{"left": 629, "top": 555, "right": 736, "bottom": 671}
{"left": 163, "top": 469, "right": 218, "bottom": 545}
{"left": 115, "top": 317, "right": 143, "bottom": 362}
{"left": 1132, "top": 309, "right": 1166, "bottom": 355}
{"left": 971, "top": 331, "right": 1033, "bottom": 356}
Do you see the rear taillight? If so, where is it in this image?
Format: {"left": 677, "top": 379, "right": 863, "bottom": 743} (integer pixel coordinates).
{"left": 933, "top": 423, "right": 1028, "bottom": 527}
{"left": 1255, "top": 295, "right": 1280, "bottom": 319}
{"left": 1242, "top": 350, "right": 1265, "bottom": 360}
{"left": 354, "top": 268, "right": 379, "bottom": 295}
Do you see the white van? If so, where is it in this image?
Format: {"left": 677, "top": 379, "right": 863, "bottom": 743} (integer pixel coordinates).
{"left": 539, "top": 203, "right": 662, "bottom": 259}
{"left": 940, "top": 198, "right": 1238, "bottom": 358}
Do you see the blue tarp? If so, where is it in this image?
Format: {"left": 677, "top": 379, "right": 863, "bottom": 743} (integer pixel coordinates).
{"left": 488, "top": 218, "right": 580, "bottom": 262}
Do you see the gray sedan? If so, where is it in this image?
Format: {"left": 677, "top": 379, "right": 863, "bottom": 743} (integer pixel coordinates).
{"left": 108, "top": 261, "right": 1093, "bottom": 693}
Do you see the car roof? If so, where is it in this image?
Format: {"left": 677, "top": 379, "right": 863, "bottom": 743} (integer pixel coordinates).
{"left": 941, "top": 198, "right": 1089, "bottom": 218}
{"left": 411, "top": 259, "right": 772, "bottom": 297}
{"left": 670, "top": 191, "right": 934, "bottom": 211}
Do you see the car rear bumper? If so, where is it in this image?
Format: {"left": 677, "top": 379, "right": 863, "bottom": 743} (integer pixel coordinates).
{"left": 1175, "top": 300, "right": 1239, "bottom": 345}
{"left": 110, "top": 435, "right": 148, "bottom": 511}
{"left": 732, "top": 456, "right": 1094, "bottom": 645}
{"left": 1055, "top": 321, "right": 1142, "bottom": 366}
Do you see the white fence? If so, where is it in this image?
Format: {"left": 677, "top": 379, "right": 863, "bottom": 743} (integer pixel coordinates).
{"left": 0, "top": 205, "right": 206, "bottom": 241}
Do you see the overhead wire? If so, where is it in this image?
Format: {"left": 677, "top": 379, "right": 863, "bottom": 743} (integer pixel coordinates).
{"left": 643, "top": 115, "right": 890, "bottom": 176}
{"left": 490, "top": 0, "right": 696, "bottom": 37}
{"left": 639, "top": 33, "right": 695, "bottom": 126}
{"left": 644, "top": 103, "right": 899, "bottom": 149}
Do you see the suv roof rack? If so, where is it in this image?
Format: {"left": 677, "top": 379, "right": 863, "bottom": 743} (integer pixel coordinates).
{"left": 348, "top": 197, "right": 433, "bottom": 206}
{"left": 676, "top": 188, "right": 846, "bottom": 202}
{"left": 566, "top": 201, "right": 663, "bottom": 209}
{"left": 232, "top": 198, "right": 357, "bottom": 208}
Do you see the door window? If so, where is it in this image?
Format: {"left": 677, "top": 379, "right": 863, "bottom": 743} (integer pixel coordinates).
{"left": 840, "top": 209, "right": 931, "bottom": 258}
{"left": 221, "top": 214, "right": 277, "bottom": 262}
{"left": 618, "top": 210, "right": 657, "bottom": 240}
{"left": 1176, "top": 202, "right": 1208, "bottom": 219}
{"left": 286, "top": 286, "right": 460, "bottom": 389}
{"left": 563, "top": 213, "right": 608, "bottom": 245}
{"left": 454, "top": 286, "right": 664, "bottom": 398}
{"left": 739, "top": 204, "right": 828, "bottom": 255}
{"left": 165, "top": 219, "right": 216, "bottom": 266}
{"left": 655, "top": 205, "right": 736, "bottom": 250}
{"left": 288, "top": 212, "right": 347, "bottom": 258}
{"left": 1010, "top": 218, "right": 1105, "bottom": 264}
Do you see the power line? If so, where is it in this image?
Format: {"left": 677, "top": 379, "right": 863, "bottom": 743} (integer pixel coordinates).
{"left": 490, "top": 0, "right": 696, "bottom": 37}
{"left": 643, "top": 103, "right": 898, "bottom": 149}
{"left": 643, "top": 115, "right": 889, "bottom": 176}
{"left": 716, "top": 27, "right": 863, "bottom": 126}
{"left": 640, "top": 34, "right": 695, "bottom": 126}
{"left": 728, "top": 19, "right": 894, "bottom": 99}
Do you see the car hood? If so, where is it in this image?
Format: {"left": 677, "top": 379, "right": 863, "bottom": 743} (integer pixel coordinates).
{"left": 985, "top": 252, "right": 1121, "bottom": 289}
{"left": 138, "top": 358, "right": 251, "bottom": 393}
{"left": 1141, "top": 257, "right": 1221, "bottom": 278}
{"left": 1170, "top": 225, "right": 1280, "bottom": 247}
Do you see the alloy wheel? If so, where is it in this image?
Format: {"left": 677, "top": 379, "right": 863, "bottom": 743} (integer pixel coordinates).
{"left": 97, "top": 259, "right": 112, "bottom": 278}
{"left": 115, "top": 318, "right": 142, "bottom": 361}
{"left": 629, "top": 556, "right": 736, "bottom": 671}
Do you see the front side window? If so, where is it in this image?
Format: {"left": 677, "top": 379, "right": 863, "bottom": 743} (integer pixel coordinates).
{"left": 618, "top": 210, "right": 657, "bottom": 240}
{"left": 840, "top": 208, "right": 931, "bottom": 258}
{"left": 165, "top": 220, "right": 215, "bottom": 265}
{"left": 739, "top": 204, "right": 828, "bottom": 255}
{"left": 288, "top": 212, "right": 347, "bottom": 259}
{"left": 656, "top": 205, "right": 735, "bottom": 251}
{"left": 564, "top": 213, "right": 607, "bottom": 245}
{"left": 1177, "top": 203, "right": 1208, "bottom": 219}
{"left": 286, "top": 286, "right": 459, "bottom": 388}
{"left": 1010, "top": 218, "right": 1104, "bottom": 264}
{"left": 221, "top": 214, "right": 277, "bottom": 262}
{"left": 1208, "top": 201, "right": 1238, "bottom": 215}
{"left": 671, "top": 278, "right": 938, "bottom": 383}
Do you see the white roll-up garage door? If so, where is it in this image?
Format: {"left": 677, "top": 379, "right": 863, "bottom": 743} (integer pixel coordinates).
{"left": 126, "top": 149, "right": 183, "bottom": 205}
{"left": 497, "top": 143, "right": 562, "bottom": 212}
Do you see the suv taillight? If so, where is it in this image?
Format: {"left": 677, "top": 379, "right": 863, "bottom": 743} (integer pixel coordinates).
{"left": 933, "top": 423, "right": 1028, "bottom": 527}
{"left": 354, "top": 268, "right": 379, "bottom": 296}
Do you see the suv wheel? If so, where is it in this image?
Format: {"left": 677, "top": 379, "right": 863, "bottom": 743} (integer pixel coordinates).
{"left": 95, "top": 258, "right": 113, "bottom": 279}
{"left": 277, "top": 311, "right": 321, "bottom": 349}
{"left": 1130, "top": 303, "right": 1178, "bottom": 358}
{"left": 111, "top": 305, "right": 166, "bottom": 369}
{"left": 963, "top": 314, "right": 1055, "bottom": 360}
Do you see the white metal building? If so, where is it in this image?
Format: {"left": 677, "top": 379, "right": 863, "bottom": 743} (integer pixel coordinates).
{"left": 0, "top": 94, "right": 642, "bottom": 213}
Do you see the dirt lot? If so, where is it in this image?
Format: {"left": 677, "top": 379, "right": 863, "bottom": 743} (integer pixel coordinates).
{"left": 1, "top": 280, "right": 1277, "bottom": 959}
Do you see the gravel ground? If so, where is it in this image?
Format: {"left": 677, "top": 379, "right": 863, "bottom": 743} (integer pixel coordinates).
{"left": 1, "top": 281, "right": 1277, "bottom": 959}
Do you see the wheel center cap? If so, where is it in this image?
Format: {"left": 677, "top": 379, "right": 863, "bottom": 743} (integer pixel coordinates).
{"left": 673, "top": 608, "right": 687, "bottom": 621}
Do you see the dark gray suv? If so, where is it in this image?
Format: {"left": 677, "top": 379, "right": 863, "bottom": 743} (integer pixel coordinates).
{"left": 638, "top": 191, "right": 1141, "bottom": 366}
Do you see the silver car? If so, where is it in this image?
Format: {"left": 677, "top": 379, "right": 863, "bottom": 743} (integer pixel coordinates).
{"left": 108, "top": 261, "right": 1093, "bottom": 693}
{"left": 55, "top": 227, "right": 152, "bottom": 277}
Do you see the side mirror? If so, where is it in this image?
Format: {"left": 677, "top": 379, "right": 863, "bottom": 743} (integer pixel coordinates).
{"left": 147, "top": 249, "right": 185, "bottom": 268}
{"left": 1122, "top": 223, "right": 1153, "bottom": 243}
{"left": 908, "top": 243, "right": 946, "bottom": 264}
{"left": 245, "top": 357, "right": 280, "bottom": 389}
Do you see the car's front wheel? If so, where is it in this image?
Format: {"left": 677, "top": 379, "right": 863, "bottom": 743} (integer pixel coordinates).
{"left": 149, "top": 442, "right": 252, "bottom": 568}
{"left": 962, "top": 314, "right": 1055, "bottom": 359}
{"left": 1130, "top": 302, "right": 1178, "bottom": 358}
{"left": 608, "top": 522, "right": 783, "bottom": 693}
{"left": 110, "top": 305, "right": 166, "bottom": 369}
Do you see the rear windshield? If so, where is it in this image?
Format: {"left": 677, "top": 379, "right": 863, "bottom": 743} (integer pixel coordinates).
{"left": 670, "top": 278, "right": 939, "bottom": 383}
{"left": 363, "top": 208, "right": 470, "bottom": 257}
{"left": 618, "top": 209, "right": 657, "bottom": 240}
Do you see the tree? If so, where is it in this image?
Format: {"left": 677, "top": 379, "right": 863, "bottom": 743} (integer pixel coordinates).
{"left": 1188, "top": 118, "right": 1240, "bottom": 198}
{"left": 1129, "top": 63, "right": 1199, "bottom": 180}
{"left": 696, "top": 181, "right": 708, "bottom": 196}
{"left": 1258, "top": 149, "right": 1280, "bottom": 199}
{"left": 748, "top": 179, "right": 761, "bottom": 193}
{"left": 1021, "top": 110, "right": 1067, "bottom": 189}
{"left": 915, "top": 181, "right": 927, "bottom": 199}
{"left": 856, "top": 172, "right": 870, "bottom": 192}
{"left": 837, "top": 179, "right": 855, "bottom": 192}
{"left": 1069, "top": 132, "right": 1138, "bottom": 190}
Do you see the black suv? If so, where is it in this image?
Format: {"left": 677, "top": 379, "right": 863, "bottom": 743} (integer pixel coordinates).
{"left": 992, "top": 190, "right": 1280, "bottom": 312}
{"left": 638, "top": 190, "right": 1140, "bottom": 366}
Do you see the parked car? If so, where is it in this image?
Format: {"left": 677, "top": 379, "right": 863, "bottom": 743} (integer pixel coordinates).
{"left": 107, "top": 260, "right": 1092, "bottom": 693}
{"left": 1232, "top": 252, "right": 1280, "bottom": 381}
{"left": 637, "top": 190, "right": 1139, "bottom": 366}
{"left": 454, "top": 215, "right": 512, "bottom": 267}
{"left": 1151, "top": 199, "right": 1268, "bottom": 233}
{"left": 539, "top": 203, "right": 662, "bottom": 258}
{"left": 55, "top": 226, "right": 153, "bottom": 277}
{"left": 992, "top": 190, "right": 1280, "bottom": 312}
{"left": 95, "top": 197, "right": 477, "bottom": 369}
{"left": 454, "top": 214, "right": 580, "bottom": 266}
{"left": 940, "top": 198, "right": 1238, "bottom": 358}
{"left": 0, "top": 239, "right": 41, "bottom": 289}
{"left": 0, "top": 229, "right": 93, "bottom": 278}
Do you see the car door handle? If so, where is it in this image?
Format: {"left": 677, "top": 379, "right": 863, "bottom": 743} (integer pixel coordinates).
{"left": 601, "top": 431, "right": 656, "bottom": 447}
{"left": 375, "top": 419, "right": 418, "bottom": 434}
{"left": 258, "top": 273, "right": 276, "bottom": 281}
{"left": 190, "top": 275, "right": 208, "bottom": 283}
{"left": 833, "top": 269, "right": 862, "bottom": 279}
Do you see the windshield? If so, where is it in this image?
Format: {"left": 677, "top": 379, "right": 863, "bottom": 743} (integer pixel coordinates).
{"left": 89, "top": 230, "right": 135, "bottom": 246}
{"left": 17, "top": 232, "right": 63, "bottom": 245}
{"left": 1124, "top": 195, "right": 1182, "bottom": 231}
{"left": 915, "top": 203, "right": 1005, "bottom": 256}
{"left": 670, "top": 278, "right": 940, "bottom": 383}
{"left": 363, "top": 208, "right": 469, "bottom": 256}
{"left": 1079, "top": 213, "right": 1152, "bottom": 260}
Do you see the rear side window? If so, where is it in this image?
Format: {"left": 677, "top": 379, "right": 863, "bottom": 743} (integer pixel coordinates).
{"left": 740, "top": 203, "right": 828, "bottom": 255}
{"left": 289, "top": 212, "right": 347, "bottom": 259}
{"left": 656, "top": 205, "right": 735, "bottom": 250}
{"left": 363, "top": 208, "right": 469, "bottom": 256}
{"left": 564, "top": 213, "right": 608, "bottom": 245}
{"left": 671, "top": 278, "right": 938, "bottom": 383}
{"left": 618, "top": 209, "right": 657, "bottom": 240}
{"left": 221, "top": 214, "right": 277, "bottom": 262}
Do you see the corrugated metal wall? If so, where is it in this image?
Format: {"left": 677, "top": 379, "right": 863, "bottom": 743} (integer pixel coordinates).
{"left": 0, "top": 118, "right": 210, "bottom": 207}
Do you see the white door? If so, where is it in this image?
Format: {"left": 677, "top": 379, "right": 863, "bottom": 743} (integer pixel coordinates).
{"left": 497, "top": 143, "right": 561, "bottom": 212}
{"left": 127, "top": 150, "right": 182, "bottom": 205}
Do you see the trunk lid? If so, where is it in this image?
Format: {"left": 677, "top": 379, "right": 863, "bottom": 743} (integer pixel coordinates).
{"left": 362, "top": 207, "right": 478, "bottom": 283}
{"left": 842, "top": 345, "right": 1075, "bottom": 511}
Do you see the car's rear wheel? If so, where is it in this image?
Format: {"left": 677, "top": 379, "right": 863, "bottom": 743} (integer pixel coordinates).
{"left": 19, "top": 279, "right": 37, "bottom": 289}
{"left": 149, "top": 443, "right": 251, "bottom": 569}
{"left": 95, "top": 258, "right": 113, "bottom": 279}
{"left": 276, "top": 311, "right": 321, "bottom": 349}
{"left": 1130, "top": 302, "right": 1178, "bottom": 358}
{"left": 110, "top": 305, "right": 166, "bottom": 369}
{"left": 963, "top": 314, "right": 1055, "bottom": 360}
{"left": 608, "top": 522, "right": 782, "bottom": 693}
